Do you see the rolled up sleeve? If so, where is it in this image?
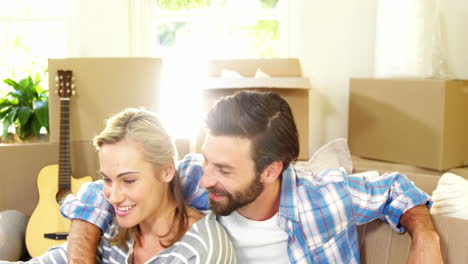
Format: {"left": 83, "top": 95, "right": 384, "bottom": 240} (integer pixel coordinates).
{"left": 348, "top": 172, "right": 432, "bottom": 233}
{"left": 60, "top": 180, "right": 114, "bottom": 231}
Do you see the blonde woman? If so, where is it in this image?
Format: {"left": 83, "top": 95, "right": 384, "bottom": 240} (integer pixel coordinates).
{"left": 8, "top": 109, "right": 236, "bottom": 264}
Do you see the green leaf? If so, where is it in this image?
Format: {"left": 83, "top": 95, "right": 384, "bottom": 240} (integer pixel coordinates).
{"left": 3, "top": 79, "right": 20, "bottom": 90}
{"left": 0, "top": 107, "right": 12, "bottom": 120}
{"left": 17, "top": 106, "right": 32, "bottom": 128}
{"left": 20, "top": 77, "right": 36, "bottom": 103}
{"left": 34, "top": 100, "right": 49, "bottom": 130}
{"left": 19, "top": 119, "right": 32, "bottom": 139}
{"left": 6, "top": 108, "right": 18, "bottom": 125}
{"left": 31, "top": 115, "right": 42, "bottom": 136}
{"left": 8, "top": 90, "right": 24, "bottom": 100}
{"left": 2, "top": 108, "right": 17, "bottom": 139}
{"left": 0, "top": 99, "right": 13, "bottom": 111}
{"left": 18, "top": 77, "right": 31, "bottom": 89}
{"left": 1, "top": 74, "right": 48, "bottom": 140}
{"left": 2, "top": 118, "right": 11, "bottom": 140}
{"left": 34, "top": 73, "right": 41, "bottom": 86}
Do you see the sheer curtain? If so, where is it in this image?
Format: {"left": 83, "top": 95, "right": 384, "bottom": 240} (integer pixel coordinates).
{"left": 374, "top": 0, "right": 451, "bottom": 79}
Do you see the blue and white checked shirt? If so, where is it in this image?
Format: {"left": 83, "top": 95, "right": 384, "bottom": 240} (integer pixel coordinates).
{"left": 61, "top": 153, "right": 431, "bottom": 264}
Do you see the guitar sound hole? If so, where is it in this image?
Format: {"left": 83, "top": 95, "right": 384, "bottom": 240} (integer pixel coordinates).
{"left": 56, "top": 189, "right": 72, "bottom": 204}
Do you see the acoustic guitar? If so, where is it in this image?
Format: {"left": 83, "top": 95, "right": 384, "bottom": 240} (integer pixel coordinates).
{"left": 25, "top": 70, "right": 92, "bottom": 257}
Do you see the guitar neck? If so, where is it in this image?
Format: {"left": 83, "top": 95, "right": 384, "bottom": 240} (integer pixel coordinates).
{"left": 58, "top": 98, "right": 71, "bottom": 191}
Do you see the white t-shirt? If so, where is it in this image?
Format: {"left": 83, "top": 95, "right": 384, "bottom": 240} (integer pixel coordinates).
{"left": 219, "top": 211, "right": 289, "bottom": 264}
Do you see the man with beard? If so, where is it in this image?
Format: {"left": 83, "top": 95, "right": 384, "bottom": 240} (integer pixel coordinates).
{"left": 61, "top": 91, "right": 443, "bottom": 264}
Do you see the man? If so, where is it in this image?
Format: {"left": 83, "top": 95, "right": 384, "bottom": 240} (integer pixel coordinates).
{"left": 62, "top": 91, "right": 443, "bottom": 263}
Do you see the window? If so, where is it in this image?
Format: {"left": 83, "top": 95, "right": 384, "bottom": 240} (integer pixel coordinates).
{"left": 153, "top": 0, "right": 290, "bottom": 141}
{"left": 153, "top": 0, "right": 287, "bottom": 59}
{"left": 0, "top": 0, "right": 66, "bottom": 92}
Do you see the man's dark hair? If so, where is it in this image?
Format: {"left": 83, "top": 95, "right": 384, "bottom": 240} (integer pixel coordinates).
{"left": 206, "top": 90, "right": 300, "bottom": 175}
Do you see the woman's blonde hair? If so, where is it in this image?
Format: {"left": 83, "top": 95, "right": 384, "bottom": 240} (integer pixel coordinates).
{"left": 94, "top": 108, "right": 188, "bottom": 251}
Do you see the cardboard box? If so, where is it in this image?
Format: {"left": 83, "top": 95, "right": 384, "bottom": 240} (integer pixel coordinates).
{"left": 349, "top": 78, "right": 468, "bottom": 171}
{"left": 0, "top": 142, "right": 98, "bottom": 216}
{"left": 196, "top": 59, "right": 311, "bottom": 161}
{"left": 352, "top": 155, "right": 442, "bottom": 194}
{"left": 358, "top": 215, "right": 468, "bottom": 264}
{"left": 207, "top": 58, "right": 302, "bottom": 77}
{"left": 352, "top": 155, "right": 468, "bottom": 194}
{"left": 48, "top": 58, "right": 162, "bottom": 143}
{"left": 353, "top": 156, "right": 468, "bottom": 263}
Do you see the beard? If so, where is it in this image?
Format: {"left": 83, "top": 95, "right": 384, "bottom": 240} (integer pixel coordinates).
{"left": 206, "top": 174, "right": 264, "bottom": 216}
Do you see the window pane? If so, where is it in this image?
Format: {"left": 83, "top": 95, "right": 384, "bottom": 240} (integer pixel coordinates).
{"left": 0, "top": 0, "right": 65, "bottom": 94}
{"left": 0, "top": 21, "right": 65, "bottom": 89}
{"left": 155, "top": 19, "right": 280, "bottom": 58}
{"left": 156, "top": 0, "right": 279, "bottom": 11}
{"left": 156, "top": 0, "right": 218, "bottom": 11}
{"left": 232, "top": 20, "right": 279, "bottom": 57}
{"left": 0, "top": 0, "right": 65, "bottom": 18}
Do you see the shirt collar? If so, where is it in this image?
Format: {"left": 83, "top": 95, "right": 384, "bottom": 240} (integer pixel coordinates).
{"left": 279, "top": 165, "right": 300, "bottom": 222}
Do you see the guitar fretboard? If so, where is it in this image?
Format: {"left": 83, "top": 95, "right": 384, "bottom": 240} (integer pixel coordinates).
{"left": 59, "top": 98, "right": 71, "bottom": 191}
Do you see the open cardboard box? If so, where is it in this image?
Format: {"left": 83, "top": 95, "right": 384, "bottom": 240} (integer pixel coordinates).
{"left": 195, "top": 58, "right": 311, "bottom": 161}
{"left": 353, "top": 156, "right": 468, "bottom": 264}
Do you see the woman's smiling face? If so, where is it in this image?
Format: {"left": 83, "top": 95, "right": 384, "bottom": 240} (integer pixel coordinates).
{"left": 100, "top": 139, "right": 167, "bottom": 228}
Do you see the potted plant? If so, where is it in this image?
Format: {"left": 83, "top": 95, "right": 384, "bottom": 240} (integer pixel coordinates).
{"left": 0, "top": 74, "right": 49, "bottom": 143}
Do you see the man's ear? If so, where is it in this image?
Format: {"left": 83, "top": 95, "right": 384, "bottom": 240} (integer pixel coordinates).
{"left": 261, "top": 161, "right": 283, "bottom": 184}
{"left": 160, "top": 163, "right": 176, "bottom": 183}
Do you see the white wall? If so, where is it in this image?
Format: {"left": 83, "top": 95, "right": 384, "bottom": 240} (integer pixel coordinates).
{"left": 66, "top": 0, "right": 130, "bottom": 57}
{"left": 291, "top": 0, "right": 378, "bottom": 154}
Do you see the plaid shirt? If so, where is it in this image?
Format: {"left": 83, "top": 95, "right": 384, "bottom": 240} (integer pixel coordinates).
{"left": 61, "top": 153, "right": 431, "bottom": 264}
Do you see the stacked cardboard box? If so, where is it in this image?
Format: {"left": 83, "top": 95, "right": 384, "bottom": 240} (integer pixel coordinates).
{"left": 348, "top": 78, "right": 468, "bottom": 171}
{"left": 348, "top": 78, "right": 468, "bottom": 263}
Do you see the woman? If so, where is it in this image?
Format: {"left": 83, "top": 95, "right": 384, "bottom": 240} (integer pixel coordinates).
{"left": 10, "top": 108, "right": 236, "bottom": 264}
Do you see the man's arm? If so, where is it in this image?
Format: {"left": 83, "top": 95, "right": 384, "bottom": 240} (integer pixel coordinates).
{"left": 345, "top": 170, "right": 443, "bottom": 263}
{"left": 400, "top": 205, "right": 444, "bottom": 264}
{"left": 60, "top": 181, "right": 114, "bottom": 262}
{"left": 67, "top": 219, "right": 101, "bottom": 264}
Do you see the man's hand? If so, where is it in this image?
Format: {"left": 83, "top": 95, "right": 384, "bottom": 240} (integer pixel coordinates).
{"left": 400, "top": 205, "right": 444, "bottom": 264}
{"left": 67, "top": 219, "right": 101, "bottom": 264}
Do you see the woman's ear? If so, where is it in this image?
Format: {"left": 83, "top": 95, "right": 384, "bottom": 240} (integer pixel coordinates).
{"left": 261, "top": 161, "right": 283, "bottom": 184}
{"left": 160, "top": 163, "right": 176, "bottom": 183}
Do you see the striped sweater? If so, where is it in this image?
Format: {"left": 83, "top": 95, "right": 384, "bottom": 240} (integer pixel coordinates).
{"left": 5, "top": 212, "right": 236, "bottom": 264}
